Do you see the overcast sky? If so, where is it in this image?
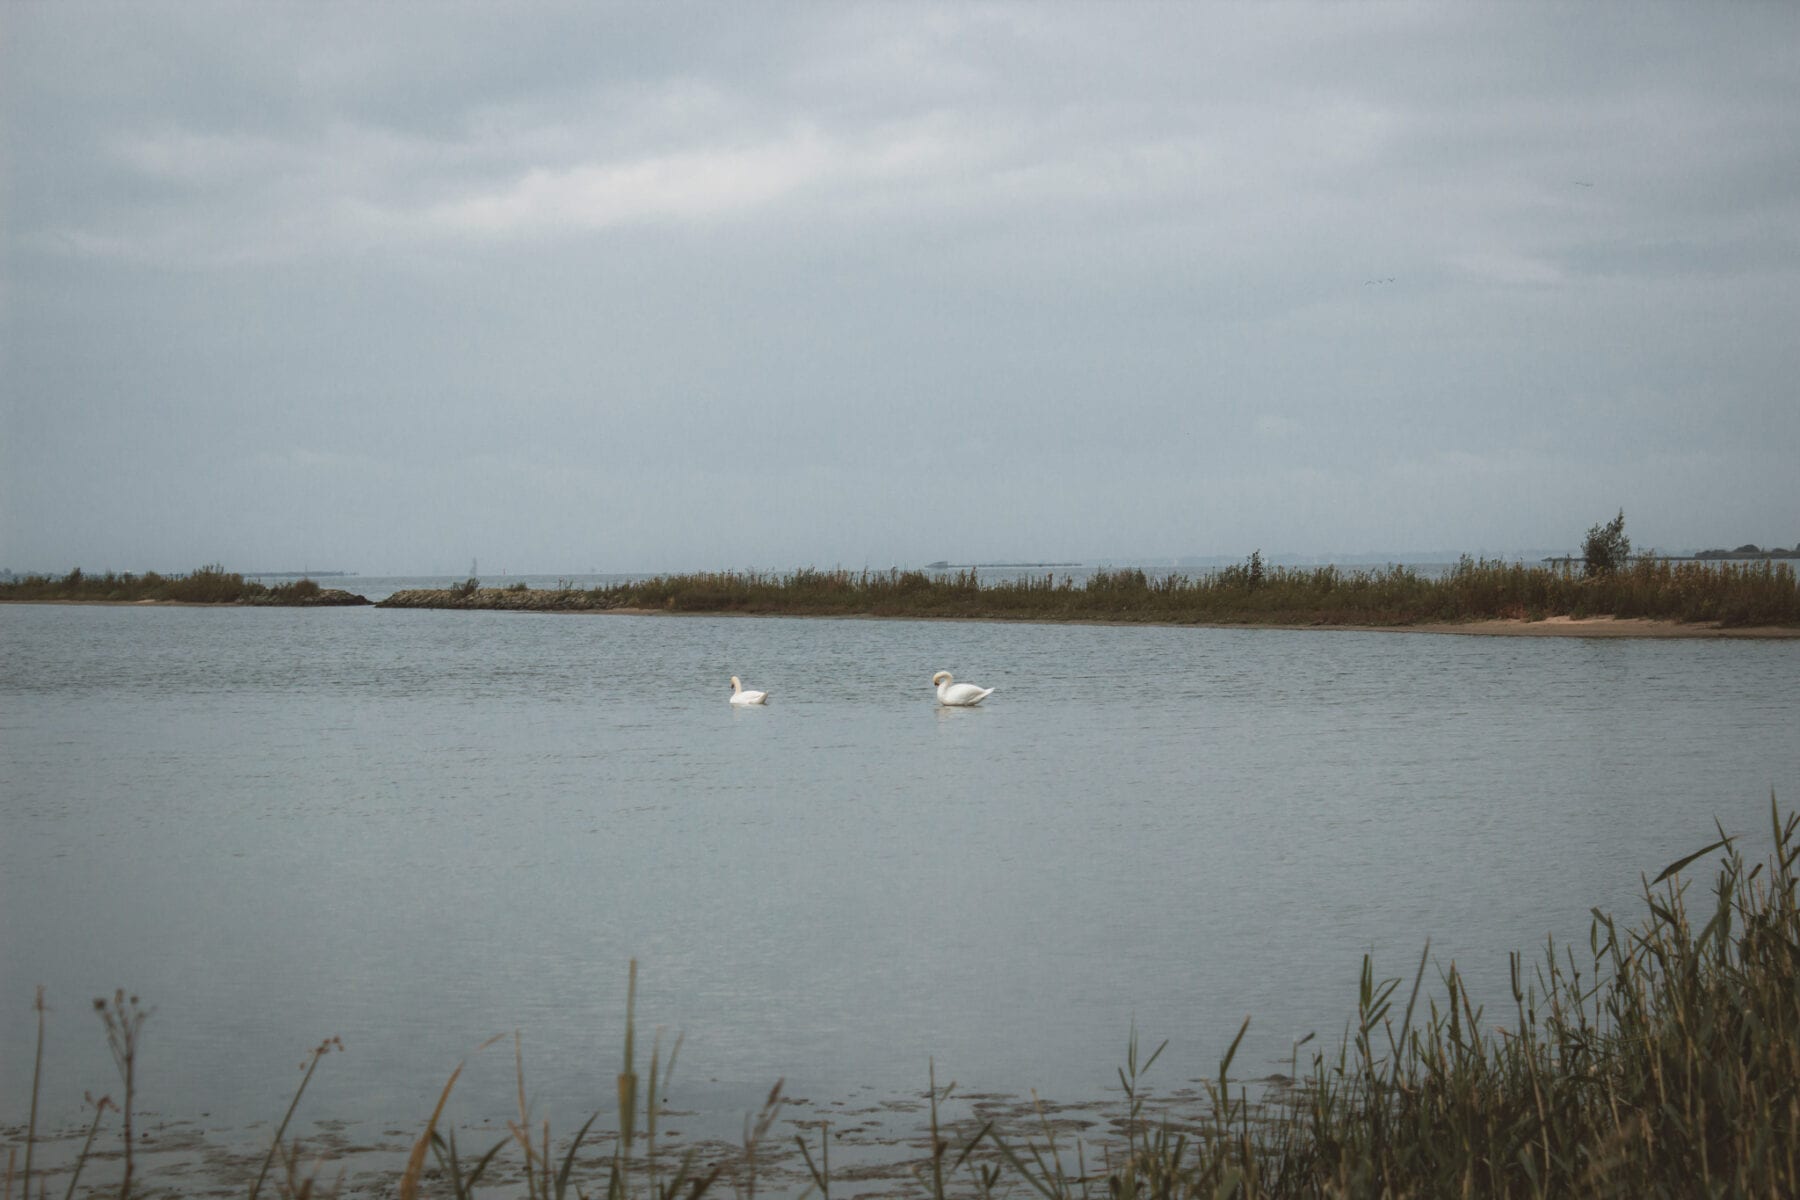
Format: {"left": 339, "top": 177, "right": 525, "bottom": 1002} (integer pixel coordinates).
{"left": 4, "top": 3, "right": 1797, "bottom": 575}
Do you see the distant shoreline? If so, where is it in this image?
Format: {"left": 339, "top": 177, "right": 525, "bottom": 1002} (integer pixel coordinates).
{"left": 9, "top": 597, "right": 1798, "bottom": 636}
{"left": 365, "top": 558, "right": 1799, "bottom": 633}
{"left": 614, "top": 610, "right": 1800, "bottom": 638}
{"left": 1403, "top": 616, "right": 1799, "bottom": 639}
{"left": 8, "top": 557, "right": 1798, "bottom": 633}
{"left": 366, "top": 592, "right": 1799, "bottom": 638}
{"left": 0, "top": 566, "right": 371, "bottom": 606}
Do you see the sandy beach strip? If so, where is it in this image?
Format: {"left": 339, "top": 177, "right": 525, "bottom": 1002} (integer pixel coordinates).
{"left": 1403, "top": 616, "right": 1800, "bottom": 639}
{"left": 9, "top": 598, "right": 1797, "bottom": 637}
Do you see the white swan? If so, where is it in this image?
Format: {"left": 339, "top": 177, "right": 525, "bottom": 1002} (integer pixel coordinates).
{"left": 729, "top": 676, "right": 769, "bottom": 706}
{"left": 932, "top": 670, "right": 994, "bottom": 706}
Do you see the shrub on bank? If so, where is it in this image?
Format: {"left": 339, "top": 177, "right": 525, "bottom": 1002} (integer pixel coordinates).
{"left": 0, "top": 566, "right": 368, "bottom": 606}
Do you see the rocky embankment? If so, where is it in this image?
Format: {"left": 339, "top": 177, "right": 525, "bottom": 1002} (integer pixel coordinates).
{"left": 277, "top": 588, "right": 372, "bottom": 606}
{"left": 376, "top": 587, "right": 633, "bottom": 611}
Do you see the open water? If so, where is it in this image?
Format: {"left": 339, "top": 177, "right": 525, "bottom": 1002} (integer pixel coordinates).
{"left": 2, "top": 599, "right": 1797, "bottom": 1146}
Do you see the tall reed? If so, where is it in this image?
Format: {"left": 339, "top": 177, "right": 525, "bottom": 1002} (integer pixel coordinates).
{"left": 22, "top": 989, "right": 44, "bottom": 1200}
{"left": 247, "top": 1036, "right": 343, "bottom": 1200}
{"left": 93, "top": 991, "right": 148, "bottom": 1200}
{"left": 1006, "top": 793, "right": 1800, "bottom": 1198}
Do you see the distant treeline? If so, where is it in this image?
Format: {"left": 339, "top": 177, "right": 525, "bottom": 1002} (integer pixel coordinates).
{"left": 378, "top": 556, "right": 1800, "bottom": 627}
{"left": 0, "top": 565, "right": 370, "bottom": 605}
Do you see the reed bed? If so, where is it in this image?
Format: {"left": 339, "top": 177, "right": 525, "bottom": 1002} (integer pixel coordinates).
{"left": 9, "top": 798, "right": 1798, "bottom": 1198}
{"left": 1169, "top": 794, "right": 1798, "bottom": 1198}
{"left": 0, "top": 567, "right": 369, "bottom": 606}
{"left": 378, "top": 557, "right": 1800, "bottom": 627}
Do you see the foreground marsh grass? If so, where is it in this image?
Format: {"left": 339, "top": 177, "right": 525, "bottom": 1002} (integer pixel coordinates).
{"left": 10, "top": 798, "right": 1799, "bottom": 1198}
{"left": 378, "top": 557, "right": 1800, "bottom": 628}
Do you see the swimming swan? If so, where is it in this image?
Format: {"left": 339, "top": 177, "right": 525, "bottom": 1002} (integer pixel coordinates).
{"left": 729, "top": 676, "right": 769, "bottom": 706}
{"left": 932, "top": 670, "right": 994, "bottom": 706}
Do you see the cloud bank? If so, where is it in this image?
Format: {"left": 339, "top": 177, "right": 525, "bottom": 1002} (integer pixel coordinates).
{"left": 4, "top": 3, "right": 1797, "bottom": 572}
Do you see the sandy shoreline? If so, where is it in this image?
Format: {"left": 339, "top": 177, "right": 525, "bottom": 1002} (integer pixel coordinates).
{"left": 1402, "top": 615, "right": 1800, "bottom": 639}
{"left": 534, "top": 609, "right": 1800, "bottom": 638}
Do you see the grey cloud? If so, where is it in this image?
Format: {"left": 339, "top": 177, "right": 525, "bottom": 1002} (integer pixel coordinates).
{"left": 5, "top": 2, "right": 1798, "bottom": 572}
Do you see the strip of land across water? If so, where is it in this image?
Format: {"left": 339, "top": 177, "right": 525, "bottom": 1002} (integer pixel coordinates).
{"left": 0, "top": 566, "right": 370, "bottom": 606}
{"left": 373, "top": 559, "right": 1800, "bottom": 636}
{"left": 7, "top": 559, "right": 1799, "bottom": 634}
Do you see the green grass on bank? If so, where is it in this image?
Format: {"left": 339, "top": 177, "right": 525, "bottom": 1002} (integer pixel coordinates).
{"left": 0, "top": 566, "right": 369, "bottom": 606}
{"left": 12, "top": 798, "right": 1799, "bottom": 1199}
{"left": 379, "top": 556, "right": 1800, "bottom": 627}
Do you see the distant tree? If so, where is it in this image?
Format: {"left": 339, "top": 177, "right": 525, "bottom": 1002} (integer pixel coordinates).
{"left": 1219, "top": 550, "right": 1265, "bottom": 589}
{"left": 1582, "top": 509, "right": 1631, "bottom": 575}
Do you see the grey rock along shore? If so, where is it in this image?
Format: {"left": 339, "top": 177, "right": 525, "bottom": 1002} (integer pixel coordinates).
{"left": 288, "top": 588, "right": 373, "bottom": 606}
{"left": 376, "top": 587, "right": 623, "bottom": 611}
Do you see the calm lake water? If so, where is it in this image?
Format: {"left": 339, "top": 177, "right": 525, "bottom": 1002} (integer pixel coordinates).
{"left": 3, "top": 601, "right": 1797, "bottom": 1143}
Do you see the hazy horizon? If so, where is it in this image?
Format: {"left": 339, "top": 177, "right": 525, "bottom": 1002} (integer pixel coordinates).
{"left": 6, "top": 4, "right": 1798, "bottom": 575}
{"left": 6, "top": 538, "right": 1795, "bottom": 582}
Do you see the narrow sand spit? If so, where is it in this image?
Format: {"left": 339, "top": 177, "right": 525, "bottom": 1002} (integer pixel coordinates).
{"left": 8, "top": 597, "right": 1797, "bottom": 636}
{"left": 492, "top": 607, "right": 1799, "bottom": 636}
{"left": 1405, "top": 616, "right": 1799, "bottom": 639}
{"left": 621, "top": 611, "right": 1799, "bottom": 638}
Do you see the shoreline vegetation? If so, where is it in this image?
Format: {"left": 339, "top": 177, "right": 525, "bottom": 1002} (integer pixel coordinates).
{"left": 10, "top": 798, "right": 1798, "bottom": 1198}
{"left": 5, "top": 556, "right": 1797, "bottom": 633}
{"left": 376, "top": 556, "right": 1800, "bottom": 631}
{"left": 0, "top": 566, "right": 371, "bottom": 606}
